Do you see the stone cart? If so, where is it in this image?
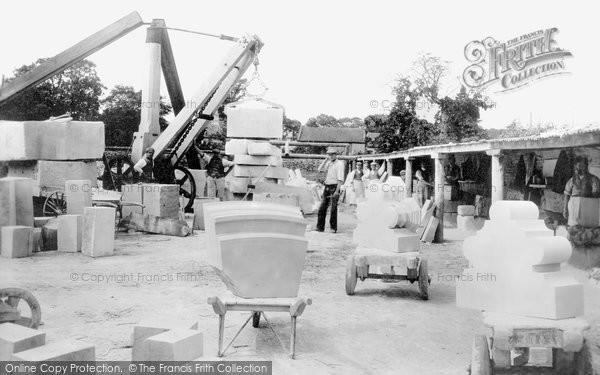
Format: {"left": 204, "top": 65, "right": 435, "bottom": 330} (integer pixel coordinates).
{"left": 345, "top": 248, "right": 431, "bottom": 300}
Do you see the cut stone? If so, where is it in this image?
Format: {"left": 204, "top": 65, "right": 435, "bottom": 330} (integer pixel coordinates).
{"left": 457, "top": 205, "right": 475, "bottom": 216}
{"left": 0, "top": 323, "right": 46, "bottom": 361}
{"left": 34, "top": 217, "right": 53, "bottom": 228}
{"left": 142, "top": 184, "right": 180, "bottom": 219}
{"left": 247, "top": 142, "right": 282, "bottom": 156}
{"left": 225, "top": 99, "right": 284, "bottom": 139}
{"left": 233, "top": 154, "right": 283, "bottom": 167}
{"left": 81, "top": 207, "right": 115, "bottom": 257}
{"left": 192, "top": 198, "right": 220, "bottom": 230}
{"left": 253, "top": 193, "right": 300, "bottom": 208}
{"left": 0, "top": 177, "right": 34, "bottom": 229}
{"left": 7, "top": 160, "right": 98, "bottom": 196}
{"left": 145, "top": 329, "right": 203, "bottom": 361}
{"left": 1, "top": 226, "right": 32, "bottom": 258}
{"left": 457, "top": 215, "right": 478, "bottom": 232}
{"left": 65, "top": 180, "right": 92, "bottom": 215}
{"left": 131, "top": 319, "right": 198, "bottom": 361}
{"left": 11, "top": 339, "right": 95, "bottom": 361}
{"left": 0, "top": 120, "right": 104, "bottom": 161}
{"left": 121, "top": 184, "right": 145, "bottom": 217}
{"left": 57, "top": 214, "right": 83, "bottom": 252}
{"left": 421, "top": 217, "right": 439, "bottom": 243}
{"left": 233, "top": 165, "right": 289, "bottom": 179}
{"left": 225, "top": 139, "right": 253, "bottom": 155}
{"left": 252, "top": 182, "right": 317, "bottom": 214}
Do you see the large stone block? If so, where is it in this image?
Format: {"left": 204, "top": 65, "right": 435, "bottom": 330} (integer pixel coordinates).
{"left": 81, "top": 207, "right": 115, "bottom": 258}
{"left": 121, "top": 184, "right": 144, "bottom": 217}
{"left": 57, "top": 214, "right": 83, "bottom": 252}
{"left": 225, "top": 139, "right": 253, "bottom": 155}
{"left": 225, "top": 99, "right": 284, "bottom": 139}
{"left": 233, "top": 165, "right": 288, "bottom": 179}
{"left": 144, "top": 329, "right": 203, "bottom": 361}
{"left": 65, "top": 180, "right": 92, "bottom": 215}
{"left": 11, "top": 339, "right": 95, "bottom": 361}
{"left": 0, "top": 323, "right": 46, "bottom": 361}
{"left": 253, "top": 193, "right": 300, "bottom": 208}
{"left": 131, "top": 319, "right": 198, "bottom": 361}
{"left": 0, "top": 120, "right": 104, "bottom": 161}
{"left": 0, "top": 177, "right": 34, "bottom": 228}
{"left": 192, "top": 198, "right": 220, "bottom": 230}
{"left": 1, "top": 226, "right": 32, "bottom": 258}
{"left": 7, "top": 160, "right": 98, "bottom": 195}
{"left": 233, "top": 154, "right": 282, "bottom": 167}
{"left": 142, "top": 184, "right": 180, "bottom": 219}
{"left": 247, "top": 142, "right": 282, "bottom": 156}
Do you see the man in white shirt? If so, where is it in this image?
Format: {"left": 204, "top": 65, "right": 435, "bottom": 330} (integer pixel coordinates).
{"left": 316, "top": 148, "right": 345, "bottom": 233}
{"left": 133, "top": 147, "right": 155, "bottom": 182}
{"left": 194, "top": 145, "right": 234, "bottom": 200}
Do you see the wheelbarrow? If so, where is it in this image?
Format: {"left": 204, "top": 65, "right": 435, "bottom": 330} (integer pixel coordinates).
{"left": 0, "top": 288, "right": 42, "bottom": 329}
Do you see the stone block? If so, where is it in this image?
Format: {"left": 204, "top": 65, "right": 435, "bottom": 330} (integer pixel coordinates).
{"left": 57, "top": 214, "right": 83, "bottom": 252}
{"left": 353, "top": 227, "right": 421, "bottom": 253}
{"left": 7, "top": 160, "right": 98, "bottom": 196}
{"left": 188, "top": 169, "right": 207, "bottom": 197}
{"left": 131, "top": 319, "right": 198, "bottom": 361}
{"left": 11, "top": 339, "right": 95, "bottom": 361}
{"left": 142, "top": 184, "right": 179, "bottom": 219}
{"left": 34, "top": 217, "right": 53, "bottom": 228}
{"left": 0, "top": 323, "right": 46, "bottom": 361}
{"left": 65, "top": 180, "right": 92, "bottom": 215}
{"left": 1, "top": 226, "right": 32, "bottom": 258}
{"left": 0, "top": 177, "right": 34, "bottom": 229}
{"left": 253, "top": 193, "right": 300, "bottom": 208}
{"left": 121, "top": 184, "right": 145, "bottom": 217}
{"left": 233, "top": 165, "right": 289, "bottom": 179}
{"left": 233, "top": 154, "right": 282, "bottom": 167}
{"left": 81, "top": 207, "right": 115, "bottom": 258}
{"left": 225, "top": 99, "right": 284, "bottom": 139}
{"left": 247, "top": 142, "right": 282, "bottom": 156}
{"left": 192, "top": 198, "right": 220, "bottom": 230}
{"left": 144, "top": 329, "right": 203, "bottom": 361}
{"left": 457, "top": 215, "right": 478, "bottom": 232}
{"left": 225, "top": 139, "right": 253, "bottom": 155}
{"left": 421, "top": 217, "right": 439, "bottom": 243}
{"left": 0, "top": 120, "right": 104, "bottom": 161}
{"left": 457, "top": 205, "right": 475, "bottom": 216}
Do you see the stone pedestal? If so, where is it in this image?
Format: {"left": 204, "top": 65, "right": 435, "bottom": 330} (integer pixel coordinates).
{"left": 81, "top": 207, "right": 115, "bottom": 258}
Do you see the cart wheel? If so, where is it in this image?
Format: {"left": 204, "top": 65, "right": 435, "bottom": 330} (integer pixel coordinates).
{"left": 345, "top": 255, "right": 358, "bottom": 295}
{"left": 0, "top": 288, "right": 42, "bottom": 329}
{"left": 252, "top": 312, "right": 261, "bottom": 328}
{"left": 418, "top": 258, "right": 429, "bottom": 300}
{"left": 469, "top": 335, "right": 492, "bottom": 375}
{"left": 105, "top": 156, "right": 136, "bottom": 191}
{"left": 174, "top": 166, "right": 196, "bottom": 211}
{"left": 43, "top": 192, "right": 67, "bottom": 217}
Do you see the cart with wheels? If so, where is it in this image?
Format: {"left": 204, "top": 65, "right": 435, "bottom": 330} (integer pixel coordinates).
{"left": 469, "top": 312, "right": 592, "bottom": 375}
{"left": 345, "top": 247, "right": 431, "bottom": 300}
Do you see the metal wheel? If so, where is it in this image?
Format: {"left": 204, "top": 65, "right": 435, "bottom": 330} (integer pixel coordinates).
{"left": 469, "top": 335, "right": 492, "bottom": 375}
{"left": 174, "top": 166, "right": 196, "bottom": 211}
{"left": 345, "top": 255, "right": 358, "bottom": 295}
{"left": 104, "top": 156, "right": 136, "bottom": 191}
{"left": 0, "top": 288, "right": 42, "bottom": 329}
{"left": 43, "top": 192, "right": 67, "bottom": 216}
{"left": 418, "top": 258, "right": 430, "bottom": 300}
{"left": 252, "top": 312, "right": 261, "bottom": 328}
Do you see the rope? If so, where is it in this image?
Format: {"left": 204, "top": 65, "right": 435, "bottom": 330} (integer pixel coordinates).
{"left": 147, "top": 25, "right": 239, "bottom": 42}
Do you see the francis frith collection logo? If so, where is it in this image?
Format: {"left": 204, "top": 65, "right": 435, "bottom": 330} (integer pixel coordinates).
{"left": 462, "top": 28, "right": 572, "bottom": 92}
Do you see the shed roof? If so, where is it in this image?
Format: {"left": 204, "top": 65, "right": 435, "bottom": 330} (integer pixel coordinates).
{"left": 297, "top": 126, "right": 365, "bottom": 143}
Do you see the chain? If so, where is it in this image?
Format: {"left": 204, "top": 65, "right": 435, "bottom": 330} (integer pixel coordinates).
{"left": 246, "top": 56, "right": 268, "bottom": 98}
{"left": 170, "top": 88, "right": 218, "bottom": 159}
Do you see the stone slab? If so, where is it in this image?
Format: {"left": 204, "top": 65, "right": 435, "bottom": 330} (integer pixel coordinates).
{"left": 193, "top": 198, "right": 221, "bottom": 230}
{"left": 0, "top": 120, "right": 104, "bottom": 161}
{"left": 225, "top": 139, "right": 253, "bottom": 155}
{"left": 65, "top": 180, "right": 92, "bottom": 215}
{"left": 233, "top": 165, "right": 289, "bottom": 179}
{"left": 145, "top": 329, "right": 203, "bottom": 361}
{"left": 225, "top": 99, "right": 284, "bottom": 139}
{"left": 421, "top": 217, "right": 439, "bottom": 243}
{"left": 253, "top": 193, "right": 300, "bottom": 208}
{"left": 121, "top": 184, "right": 145, "bottom": 217}
{"left": 252, "top": 182, "right": 317, "bottom": 214}
{"left": 57, "top": 214, "right": 83, "bottom": 252}
{"left": 1, "top": 226, "right": 32, "bottom": 258}
{"left": 11, "top": 339, "right": 95, "bottom": 361}
{"left": 0, "top": 177, "right": 34, "bottom": 229}
{"left": 0, "top": 323, "right": 46, "bottom": 361}
{"left": 247, "top": 142, "right": 282, "bottom": 156}
{"left": 131, "top": 319, "right": 198, "bottom": 361}
{"left": 81, "top": 207, "right": 115, "bottom": 258}
{"left": 121, "top": 213, "right": 191, "bottom": 237}
{"left": 233, "top": 154, "right": 282, "bottom": 167}
{"left": 142, "top": 184, "right": 180, "bottom": 219}
{"left": 7, "top": 160, "right": 98, "bottom": 196}
{"left": 457, "top": 205, "right": 475, "bottom": 216}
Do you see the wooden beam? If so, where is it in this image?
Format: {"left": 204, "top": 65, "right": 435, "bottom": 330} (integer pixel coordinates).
{"left": 0, "top": 12, "right": 144, "bottom": 105}
{"left": 154, "top": 20, "right": 186, "bottom": 115}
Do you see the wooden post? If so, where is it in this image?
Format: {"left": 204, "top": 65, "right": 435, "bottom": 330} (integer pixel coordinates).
{"left": 387, "top": 159, "right": 394, "bottom": 177}
{"left": 432, "top": 153, "right": 446, "bottom": 242}
{"left": 405, "top": 158, "right": 413, "bottom": 198}
{"left": 486, "top": 150, "right": 505, "bottom": 203}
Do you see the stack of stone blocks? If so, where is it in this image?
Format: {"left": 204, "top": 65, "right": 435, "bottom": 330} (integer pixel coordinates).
{"left": 0, "top": 176, "right": 35, "bottom": 258}
{"left": 0, "top": 322, "right": 94, "bottom": 361}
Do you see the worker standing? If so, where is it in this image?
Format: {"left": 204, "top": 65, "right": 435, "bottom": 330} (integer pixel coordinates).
{"left": 563, "top": 156, "right": 600, "bottom": 224}
{"left": 416, "top": 161, "right": 433, "bottom": 206}
{"left": 316, "top": 148, "right": 345, "bottom": 233}
{"left": 133, "top": 147, "right": 155, "bottom": 183}
{"left": 195, "top": 145, "right": 234, "bottom": 201}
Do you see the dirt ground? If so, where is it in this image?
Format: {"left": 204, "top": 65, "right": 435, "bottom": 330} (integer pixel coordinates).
{"left": 1, "top": 204, "right": 599, "bottom": 374}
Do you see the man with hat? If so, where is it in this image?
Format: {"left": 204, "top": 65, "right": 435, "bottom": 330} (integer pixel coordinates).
{"left": 316, "top": 147, "right": 346, "bottom": 233}
{"left": 195, "top": 144, "right": 234, "bottom": 201}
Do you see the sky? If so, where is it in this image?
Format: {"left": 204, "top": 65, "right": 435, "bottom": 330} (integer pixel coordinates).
{"left": 1, "top": 0, "right": 598, "bottom": 129}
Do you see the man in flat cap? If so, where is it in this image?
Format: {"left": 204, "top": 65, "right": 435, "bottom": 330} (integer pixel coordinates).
{"left": 316, "top": 147, "right": 345, "bottom": 233}
{"left": 195, "top": 145, "right": 234, "bottom": 201}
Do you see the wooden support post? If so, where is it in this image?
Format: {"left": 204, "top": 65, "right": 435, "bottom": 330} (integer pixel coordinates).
{"left": 486, "top": 150, "right": 505, "bottom": 204}
{"left": 432, "top": 153, "right": 446, "bottom": 243}
{"left": 387, "top": 159, "right": 394, "bottom": 177}
{"left": 290, "top": 316, "right": 297, "bottom": 359}
{"left": 218, "top": 314, "right": 225, "bottom": 357}
{"left": 405, "top": 158, "right": 413, "bottom": 198}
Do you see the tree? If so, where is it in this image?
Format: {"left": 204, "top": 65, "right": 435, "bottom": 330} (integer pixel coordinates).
{"left": 283, "top": 116, "right": 301, "bottom": 139}
{"left": 100, "top": 85, "right": 171, "bottom": 147}
{"left": 435, "top": 86, "right": 490, "bottom": 143}
{"left": 0, "top": 59, "right": 105, "bottom": 121}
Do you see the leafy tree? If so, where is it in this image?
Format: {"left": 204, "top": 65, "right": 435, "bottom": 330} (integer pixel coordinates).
{"left": 364, "top": 114, "right": 388, "bottom": 133}
{"left": 0, "top": 59, "right": 105, "bottom": 121}
{"left": 435, "top": 86, "right": 490, "bottom": 143}
{"left": 283, "top": 116, "right": 302, "bottom": 139}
